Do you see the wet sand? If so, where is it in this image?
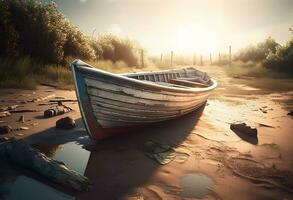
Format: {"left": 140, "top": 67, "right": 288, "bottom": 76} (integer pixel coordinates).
{"left": 0, "top": 66, "right": 293, "bottom": 200}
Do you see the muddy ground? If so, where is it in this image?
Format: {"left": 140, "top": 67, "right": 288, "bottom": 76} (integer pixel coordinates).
{"left": 0, "top": 65, "right": 293, "bottom": 200}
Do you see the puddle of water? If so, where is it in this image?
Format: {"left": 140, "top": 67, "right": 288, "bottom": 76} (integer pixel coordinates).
{"left": 51, "top": 142, "right": 90, "bottom": 175}
{"left": 0, "top": 141, "right": 90, "bottom": 200}
{"left": 181, "top": 173, "right": 214, "bottom": 198}
{"left": 33, "top": 141, "right": 90, "bottom": 175}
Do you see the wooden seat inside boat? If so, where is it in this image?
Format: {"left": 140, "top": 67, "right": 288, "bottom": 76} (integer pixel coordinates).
{"left": 169, "top": 79, "right": 209, "bottom": 88}
{"left": 125, "top": 67, "right": 211, "bottom": 89}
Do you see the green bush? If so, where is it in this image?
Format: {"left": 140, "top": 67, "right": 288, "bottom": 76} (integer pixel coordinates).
{"left": 0, "top": 0, "right": 95, "bottom": 64}
{"left": 233, "top": 33, "right": 293, "bottom": 77}
{"left": 264, "top": 39, "right": 293, "bottom": 74}
{"left": 235, "top": 37, "right": 279, "bottom": 62}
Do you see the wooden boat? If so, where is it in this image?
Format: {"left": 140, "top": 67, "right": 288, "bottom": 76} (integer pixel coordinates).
{"left": 71, "top": 59, "right": 217, "bottom": 140}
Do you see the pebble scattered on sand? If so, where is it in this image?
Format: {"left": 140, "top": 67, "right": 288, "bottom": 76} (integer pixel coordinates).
{"left": 56, "top": 116, "right": 75, "bottom": 129}
{"left": 19, "top": 126, "right": 29, "bottom": 130}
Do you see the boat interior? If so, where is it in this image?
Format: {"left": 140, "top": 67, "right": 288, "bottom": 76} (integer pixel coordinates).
{"left": 125, "top": 67, "right": 213, "bottom": 89}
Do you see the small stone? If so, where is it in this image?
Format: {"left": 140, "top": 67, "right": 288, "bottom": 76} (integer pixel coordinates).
{"left": 287, "top": 111, "right": 293, "bottom": 116}
{"left": 0, "top": 125, "right": 12, "bottom": 135}
{"left": 44, "top": 109, "right": 55, "bottom": 118}
{"left": 16, "top": 133, "right": 24, "bottom": 136}
{"left": 56, "top": 117, "right": 75, "bottom": 129}
{"left": 19, "top": 126, "right": 29, "bottom": 130}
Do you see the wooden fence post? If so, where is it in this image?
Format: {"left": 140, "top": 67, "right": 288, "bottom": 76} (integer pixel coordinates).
{"left": 141, "top": 49, "right": 144, "bottom": 68}
{"left": 200, "top": 55, "right": 203, "bottom": 66}
{"left": 210, "top": 53, "right": 212, "bottom": 65}
{"left": 171, "top": 51, "right": 173, "bottom": 67}
{"left": 229, "top": 45, "right": 232, "bottom": 67}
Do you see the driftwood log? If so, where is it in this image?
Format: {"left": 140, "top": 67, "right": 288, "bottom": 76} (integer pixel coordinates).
{"left": 0, "top": 140, "right": 92, "bottom": 191}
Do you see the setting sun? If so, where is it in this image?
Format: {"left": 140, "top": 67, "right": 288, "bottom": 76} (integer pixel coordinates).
{"left": 171, "top": 23, "right": 222, "bottom": 54}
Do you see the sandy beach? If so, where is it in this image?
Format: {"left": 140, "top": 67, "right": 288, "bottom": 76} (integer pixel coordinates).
{"left": 1, "top": 65, "right": 293, "bottom": 200}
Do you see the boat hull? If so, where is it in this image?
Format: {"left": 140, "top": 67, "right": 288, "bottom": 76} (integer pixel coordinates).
{"left": 71, "top": 60, "right": 217, "bottom": 140}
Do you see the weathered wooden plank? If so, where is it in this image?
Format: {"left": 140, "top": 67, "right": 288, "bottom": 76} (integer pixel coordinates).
{"left": 95, "top": 102, "right": 206, "bottom": 128}
{"left": 91, "top": 99, "right": 205, "bottom": 118}
{"left": 92, "top": 102, "right": 176, "bottom": 116}
{"left": 86, "top": 78, "right": 196, "bottom": 101}
{"left": 87, "top": 88, "right": 208, "bottom": 108}
{"left": 85, "top": 78, "right": 197, "bottom": 98}
{"left": 88, "top": 93, "right": 209, "bottom": 111}
{"left": 92, "top": 101, "right": 205, "bottom": 123}
{"left": 170, "top": 79, "right": 209, "bottom": 88}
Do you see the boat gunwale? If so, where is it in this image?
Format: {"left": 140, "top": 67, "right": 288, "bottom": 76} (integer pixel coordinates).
{"left": 71, "top": 59, "right": 217, "bottom": 94}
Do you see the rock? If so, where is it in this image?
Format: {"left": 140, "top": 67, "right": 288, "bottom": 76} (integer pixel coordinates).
{"left": 56, "top": 117, "right": 75, "bottom": 129}
{"left": 0, "top": 125, "right": 12, "bottom": 135}
{"left": 230, "top": 123, "right": 257, "bottom": 137}
{"left": 44, "top": 109, "right": 55, "bottom": 118}
{"left": 287, "top": 111, "right": 293, "bottom": 116}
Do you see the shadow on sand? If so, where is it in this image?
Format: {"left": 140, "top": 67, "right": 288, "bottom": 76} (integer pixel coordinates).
{"left": 76, "top": 104, "right": 206, "bottom": 200}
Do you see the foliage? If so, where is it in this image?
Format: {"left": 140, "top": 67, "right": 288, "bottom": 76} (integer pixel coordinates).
{"left": 91, "top": 35, "right": 140, "bottom": 67}
{"left": 235, "top": 37, "right": 279, "bottom": 62}
{"left": 263, "top": 39, "right": 293, "bottom": 74}
{"left": 0, "top": 56, "right": 72, "bottom": 89}
{"left": 0, "top": 0, "right": 140, "bottom": 67}
{"left": 0, "top": 0, "right": 143, "bottom": 89}
{"left": 233, "top": 33, "right": 293, "bottom": 76}
{"left": 0, "top": 0, "right": 95, "bottom": 63}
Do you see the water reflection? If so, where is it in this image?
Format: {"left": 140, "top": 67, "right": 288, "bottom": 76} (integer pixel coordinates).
{"left": 51, "top": 142, "right": 90, "bottom": 175}
{"left": 181, "top": 173, "right": 214, "bottom": 198}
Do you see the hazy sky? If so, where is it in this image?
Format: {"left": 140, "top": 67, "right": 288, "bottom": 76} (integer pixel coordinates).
{"left": 45, "top": 0, "right": 293, "bottom": 55}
